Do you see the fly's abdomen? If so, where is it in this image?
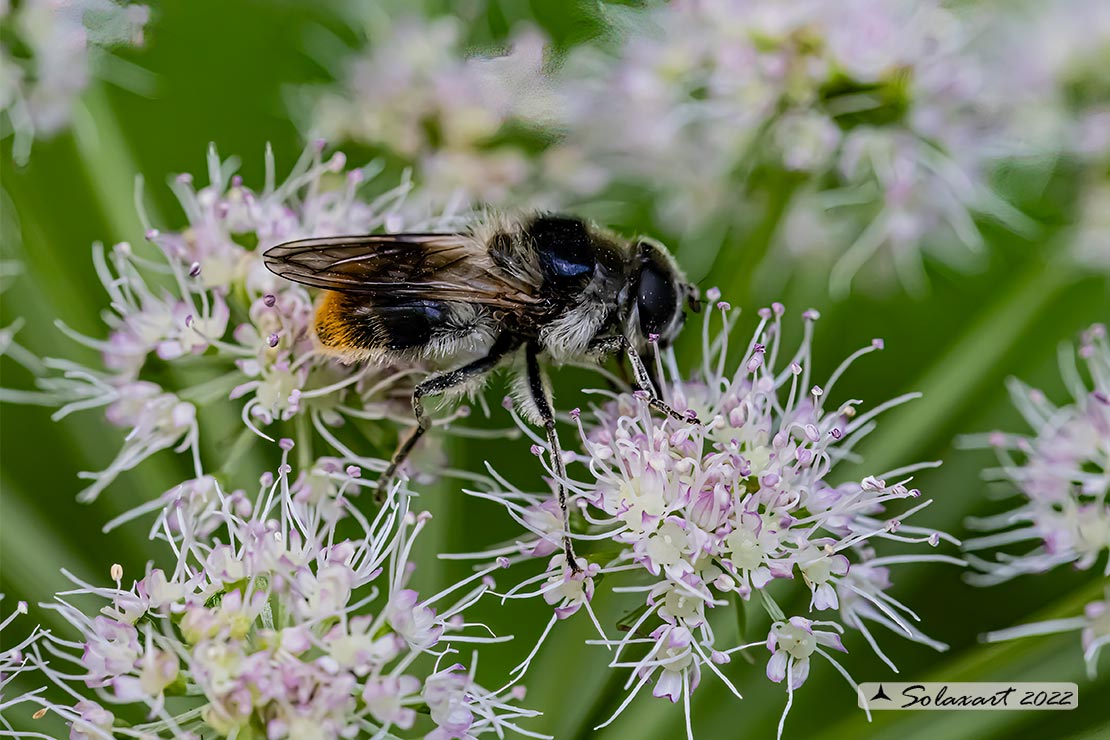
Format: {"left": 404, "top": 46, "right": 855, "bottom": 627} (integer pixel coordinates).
{"left": 314, "top": 291, "right": 498, "bottom": 361}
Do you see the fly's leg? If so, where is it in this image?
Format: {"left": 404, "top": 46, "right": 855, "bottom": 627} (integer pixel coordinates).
{"left": 524, "top": 341, "right": 582, "bottom": 574}
{"left": 592, "top": 335, "right": 701, "bottom": 425}
{"left": 377, "top": 334, "right": 520, "bottom": 500}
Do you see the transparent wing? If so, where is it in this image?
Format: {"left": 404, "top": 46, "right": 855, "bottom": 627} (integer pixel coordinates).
{"left": 263, "top": 234, "right": 541, "bottom": 309}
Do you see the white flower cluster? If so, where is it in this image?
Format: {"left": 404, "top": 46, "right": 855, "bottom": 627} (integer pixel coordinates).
{"left": 24, "top": 444, "right": 540, "bottom": 739}
{"left": 967, "top": 324, "right": 1110, "bottom": 677}
{"left": 2, "top": 144, "right": 465, "bottom": 502}
{"left": 474, "top": 298, "right": 961, "bottom": 739}
{"left": 0, "top": 143, "right": 552, "bottom": 739}
{"left": 310, "top": 14, "right": 555, "bottom": 207}
{"left": 0, "top": 0, "right": 150, "bottom": 163}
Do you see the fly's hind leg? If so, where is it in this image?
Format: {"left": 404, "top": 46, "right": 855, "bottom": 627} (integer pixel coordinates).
{"left": 524, "top": 342, "right": 582, "bottom": 574}
{"left": 377, "top": 334, "right": 521, "bottom": 500}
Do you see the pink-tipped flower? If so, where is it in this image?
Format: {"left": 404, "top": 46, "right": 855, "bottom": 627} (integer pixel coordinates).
{"left": 765, "top": 617, "right": 846, "bottom": 690}
{"left": 970, "top": 325, "right": 1110, "bottom": 677}
{"left": 469, "top": 298, "right": 959, "bottom": 739}
{"left": 965, "top": 324, "right": 1110, "bottom": 582}
{"left": 24, "top": 453, "right": 541, "bottom": 739}
{"left": 1, "top": 145, "right": 468, "bottom": 506}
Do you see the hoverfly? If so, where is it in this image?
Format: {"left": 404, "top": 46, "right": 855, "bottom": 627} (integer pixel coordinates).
{"left": 264, "top": 213, "right": 700, "bottom": 571}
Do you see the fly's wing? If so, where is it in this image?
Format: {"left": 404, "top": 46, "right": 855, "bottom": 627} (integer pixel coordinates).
{"left": 262, "top": 234, "right": 541, "bottom": 310}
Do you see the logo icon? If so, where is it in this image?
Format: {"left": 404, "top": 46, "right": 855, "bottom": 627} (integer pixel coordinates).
{"left": 870, "top": 684, "right": 892, "bottom": 702}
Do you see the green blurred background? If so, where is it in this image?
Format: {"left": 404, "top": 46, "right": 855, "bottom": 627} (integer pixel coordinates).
{"left": 2, "top": 1, "right": 1109, "bottom": 738}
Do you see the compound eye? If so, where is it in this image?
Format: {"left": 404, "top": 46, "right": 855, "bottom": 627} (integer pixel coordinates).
{"left": 636, "top": 259, "right": 678, "bottom": 338}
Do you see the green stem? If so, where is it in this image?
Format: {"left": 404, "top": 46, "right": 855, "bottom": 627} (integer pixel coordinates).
{"left": 420, "top": 438, "right": 456, "bottom": 594}
{"left": 295, "top": 412, "right": 313, "bottom": 472}
{"left": 563, "top": 599, "right": 654, "bottom": 740}
{"left": 1062, "top": 720, "right": 1110, "bottom": 740}
{"left": 221, "top": 426, "right": 260, "bottom": 479}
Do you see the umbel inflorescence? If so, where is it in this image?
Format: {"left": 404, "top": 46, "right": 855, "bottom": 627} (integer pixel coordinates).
{"left": 22, "top": 444, "right": 537, "bottom": 739}
{"left": 1, "top": 0, "right": 1107, "bottom": 737}
{"left": 2, "top": 144, "right": 470, "bottom": 505}
{"left": 966, "top": 324, "right": 1110, "bottom": 678}
{"left": 467, "top": 299, "right": 962, "bottom": 738}
{"left": 4, "top": 145, "right": 957, "bottom": 738}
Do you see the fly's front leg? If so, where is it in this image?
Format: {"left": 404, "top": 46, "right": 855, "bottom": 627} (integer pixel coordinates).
{"left": 524, "top": 342, "right": 581, "bottom": 574}
{"left": 619, "top": 338, "right": 701, "bottom": 425}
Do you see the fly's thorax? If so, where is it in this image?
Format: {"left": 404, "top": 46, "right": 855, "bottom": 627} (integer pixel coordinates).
{"left": 538, "top": 264, "right": 625, "bottom": 363}
{"left": 522, "top": 213, "right": 627, "bottom": 363}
